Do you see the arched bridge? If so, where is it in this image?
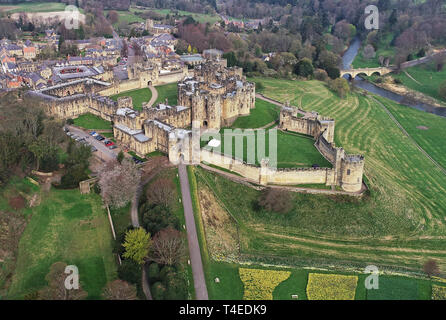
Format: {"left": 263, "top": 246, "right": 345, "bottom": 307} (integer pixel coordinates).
{"left": 340, "top": 66, "right": 395, "bottom": 78}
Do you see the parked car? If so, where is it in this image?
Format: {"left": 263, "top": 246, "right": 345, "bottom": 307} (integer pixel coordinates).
{"left": 108, "top": 145, "right": 117, "bottom": 150}
{"left": 91, "top": 146, "right": 98, "bottom": 152}
{"left": 132, "top": 156, "right": 142, "bottom": 164}
{"left": 66, "top": 132, "right": 73, "bottom": 136}
{"left": 103, "top": 140, "right": 110, "bottom": 145}
{"left": 89, "top": 131, "right": 97, "bottom": 136}
{"left": 63, "top": 127, "right": 69, "bottom": 132}
{"left": 95, "top": 135, "right": 105, "bottom": 141}
{"left": 71, "top": 135, "right": 78, "bottom": 140}
{"left": 105, "top": 141, "right": 114, "bottom": 147}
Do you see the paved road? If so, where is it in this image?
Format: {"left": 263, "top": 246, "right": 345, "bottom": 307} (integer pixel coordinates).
{"left": 67, "top": 126, "right": 117, "bottom": 162}
{"left": 178, "top": 163, "right": 209, "bottom": 300}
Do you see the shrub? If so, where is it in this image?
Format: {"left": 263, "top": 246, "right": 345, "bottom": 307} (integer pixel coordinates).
{"left": 151, "top": 282, "right": 166, "bottom": 300}
{"left": 66, "top": 118, "right": 74, "bottom": 125}
{"left": 394, "top": 78, "right": 402, "bottom": 84}
{"left": 117, "top": 260, "right": 141, "bottom": 284}
{"left": 159, "top": 265, "right": 176, "bottom": 282}
{"left": 256, "top": 81, "right": 265, "bottom": 92}
{"left": 147, "top": 263, "right": 160, "bottom": 282}
{"left": 314, "top": 68, "right": 328, "bottom": 81}
{"left": 164, "top": 272, "right": 188, "bottom": 300}
{"left": 142, "top": 204, "right": 180, "bottom": 235}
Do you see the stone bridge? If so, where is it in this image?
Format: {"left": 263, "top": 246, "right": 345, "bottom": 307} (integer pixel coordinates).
{"left": 340, "top": 66, "right": 395, "bottom": 78}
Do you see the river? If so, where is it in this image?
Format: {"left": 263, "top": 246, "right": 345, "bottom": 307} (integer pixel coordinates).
{"left": 342, "top": 38, "right": 446, "bottom": 117}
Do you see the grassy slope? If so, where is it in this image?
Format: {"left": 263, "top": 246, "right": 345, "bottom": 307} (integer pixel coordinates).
{"left": 73, "top": 113, "right": 112, "bottom": 130}
{"left": 7, "top": 189, "right": 116, "bottom": 299}
{"left": 230, "top": 99, "right": 280, "bottom": 129}
{"left": 110, "top": 87, "right": 153, "bottom": 111}
{"left": 374, "top": 95, "right": 446, "bottom": 169}
{"left": 147, "top": 8, "right": 221, "bottom": 24}
{"left": 392, "top": 62, "right": 446, "bottom": 103}
{"left": 195, "top": 77, "right": 446, "bottom": 274}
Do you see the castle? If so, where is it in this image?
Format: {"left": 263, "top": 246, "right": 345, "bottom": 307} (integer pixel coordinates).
{"left": 279, "top": 104, "right": 364, "bottom": 192}
{"left": 28, "top": 60, "right": 364, "bottom": 193}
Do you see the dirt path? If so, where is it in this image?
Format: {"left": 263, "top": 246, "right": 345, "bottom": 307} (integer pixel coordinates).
{"left": 404, "top": 70, "right": 423, "bottom": 85}
{"left": 146, "top": 85, "right": 158, "bottom": 108}
{"left": 178, "top": 163, "right": 209, "bottom": 300}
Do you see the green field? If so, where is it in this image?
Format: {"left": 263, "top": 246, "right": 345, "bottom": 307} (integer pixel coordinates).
{"left": 352, "top": 33, "right": 396, "bottom": 68}
{"left": 7, "top": 189, "right": 116, "bottom": 299}
{"left": 230, "top": 99, "right": 280, "bottom": 129}
{"left": 110, "top": 87, "right": 153, "bottom": 111}
{"left": 73, "top": 113, "right": 112, "bottom": 130}
{"left": 146, "top": 7, "right": 221, "bottom": 24}
{"left": 202, "top": 129, "right": 332, "bottom": 168}
{"left": 191, "top": 77, "right": 446, "bottom": 276}
{"left": 392, "top": 62, "right": 446, "bottom": 103}
{"left": 0, "top": 2, "right": 67, "bottom": 13}
{"left": 154, "top": 83, "right": 178, "bottom": 106}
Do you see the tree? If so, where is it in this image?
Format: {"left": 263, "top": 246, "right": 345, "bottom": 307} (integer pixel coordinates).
{"left": 123, "top": 228, "right": 152, "bottom": 265}
{"left": 107, "top": 11, "right": 119, "bottom": 25}
{"left": 363, "top": 45, "right": 376, "bottom": 60}
{"left": 294, "top": 58, "right": 314, "bottom": 77}
{"left": 423, "top": 259, "right": 440, "bottom": 278}
{"left": 39, "top": 262, "right": 87, "bottom": 300}
{"left": 117, "top": 150, "right": 124, "bottom": 164}
{"left": 146, "top": 178, "right": 176, "bottom": 207}
{"left": 102, "top": 280, "right": 137, "bottom": 300}
{"left": 329, "top": 78, "right": 350, "bottom": 98}
{"left": 149, "top": 227, "right": 186, "bottom": 266}
{"left": 98, "top": 158, "right": 141, "bottom": 209}
{"left": 142, "top": 204, "right": 180, "bottom": 235}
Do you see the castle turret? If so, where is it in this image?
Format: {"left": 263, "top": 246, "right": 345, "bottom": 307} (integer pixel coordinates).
{"left": 340, "top": 155, "right": 365, "bottom": 192}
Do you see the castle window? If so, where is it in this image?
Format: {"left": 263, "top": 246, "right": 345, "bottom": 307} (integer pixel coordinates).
{"left": 347, "top": 169, "right": 351, "bottom": 175}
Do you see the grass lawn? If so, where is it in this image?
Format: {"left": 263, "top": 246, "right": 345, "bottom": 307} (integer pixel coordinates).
{"left": 7, "top": 188, "right": 116, "bottom": 299}
{"left": 190, "top": 77, "right": 446, "bottom": 275}
{"left": 392, "top": 62, "right": 446, "bottom": 103}
{"left": 202, "top": 129, "right": 332, "bottom": 168}
{"left": 366, "top": 275, "right": 431, "bottom": 300}
{"left": 352, "top": 33, "right": 396, "bottom": 68}
{"left": 110, "top": 87, "right": 152, "bottom": 111}
{"left": 155, "top": 83, "right": 178, "bottom": 106}
{"left": 230, "top": 99, "right": 280, "bottom": 129}
{"left": 73, "top": 113, "right": 112, "bottom": 130}
{"left": 146, "top": 7, "right": 222, "bottom": 24}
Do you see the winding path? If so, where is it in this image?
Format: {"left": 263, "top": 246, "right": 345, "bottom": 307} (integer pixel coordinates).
{"left": 178, "top": 163, "right": 209, "bottom": 300}
{"left": 146, "top": 85, "right": 158, "bottom": 108}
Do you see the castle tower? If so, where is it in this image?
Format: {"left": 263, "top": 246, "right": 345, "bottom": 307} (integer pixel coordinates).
{"left": 340, "top": 155, "right": 365, "bottom": 192}
{"left": 145, "top": 19, "right": 154, "bottom": 31}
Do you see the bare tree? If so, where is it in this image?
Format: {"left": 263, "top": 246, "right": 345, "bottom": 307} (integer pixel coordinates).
{"left": 102, "top": 280, "right": 138, "bottom": 300}
{"left": 98, "top": 158, "right": 141, "bottom": 209}
{"left": 423, "top": 259, "right": 440, "bottom": 278}
{"left": 149, "top": 227, "right": 186, "bottom": 266}
{"left": 146, "top": 178, "right": 176, "bottom": 207}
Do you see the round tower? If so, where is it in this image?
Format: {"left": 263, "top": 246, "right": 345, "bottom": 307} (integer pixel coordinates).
{"left": 340, "top": 155, "right": 365, "bottom": 192}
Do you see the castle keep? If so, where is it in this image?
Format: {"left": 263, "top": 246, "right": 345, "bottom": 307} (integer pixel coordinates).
{"left": 177, "top": 62, "right": 256, "bottom": 129}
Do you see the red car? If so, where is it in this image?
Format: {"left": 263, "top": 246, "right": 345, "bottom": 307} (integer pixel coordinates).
{"left": 105, "top": 141, "right": 115, "bottom": 147}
